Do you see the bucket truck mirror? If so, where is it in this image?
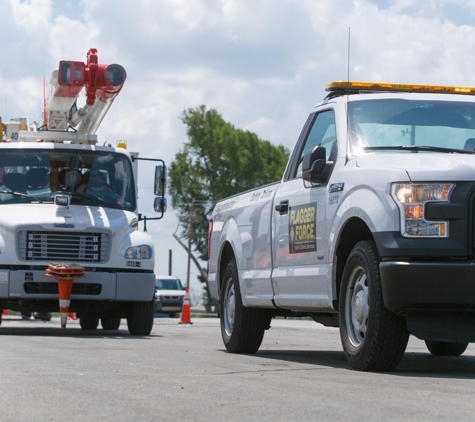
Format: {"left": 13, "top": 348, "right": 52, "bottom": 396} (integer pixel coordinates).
{"left": 154, "top": 197, "right": 167, "bottom": 213}
{"left": 154, "top": 165, "right": 167, "bottom": 196}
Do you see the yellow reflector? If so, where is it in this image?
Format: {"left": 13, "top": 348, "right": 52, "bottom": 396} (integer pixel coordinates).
{"left": 326, "top": 81, "right": 475, "bottom": 95}
{"left": 117, "top": 141, "right": 127, "bottom": 149}
{"left": 440, "top": 223, "right": 446, "bottom": 236}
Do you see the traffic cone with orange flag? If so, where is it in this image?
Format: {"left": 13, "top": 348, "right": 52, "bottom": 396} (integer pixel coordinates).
{"left": 45, "top": 263, "right": 86, "bottom": 328}
{"left": 179, "top": 287, "right": 192, "bottom": 325}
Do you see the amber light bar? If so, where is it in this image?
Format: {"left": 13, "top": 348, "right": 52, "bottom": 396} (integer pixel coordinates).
{"left": 326, "top": 81, "right": 475, "bottom": 95}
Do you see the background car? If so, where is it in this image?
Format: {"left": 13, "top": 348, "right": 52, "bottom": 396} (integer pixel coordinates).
{"left": 154, "top": 276, "right": 185, "bottom": 318}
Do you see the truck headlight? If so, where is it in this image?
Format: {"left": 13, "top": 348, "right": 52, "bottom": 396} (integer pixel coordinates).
{"left": 391, "top": 183, "right": 454, "bottom": 238}
{"left": 125, "top": 245, "right": 152, "bottom": 259}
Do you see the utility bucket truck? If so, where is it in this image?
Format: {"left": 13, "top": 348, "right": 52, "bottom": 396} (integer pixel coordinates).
{"left": 0, "top": 48, "right": 167, "bottom": 335}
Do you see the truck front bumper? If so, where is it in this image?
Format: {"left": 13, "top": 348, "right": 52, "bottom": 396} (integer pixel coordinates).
{"left": 0, "top": 269, "right": 155, "bottom": 302}
{"left": 380, "top": 261, "right": 475, "bottom": 311}
{"left": 380, "top": 261, "right": 475, "bottom": 342}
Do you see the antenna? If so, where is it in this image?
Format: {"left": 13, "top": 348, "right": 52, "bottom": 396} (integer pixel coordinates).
{"left": 347, "top": 27, "right": 351, "bottom": 84}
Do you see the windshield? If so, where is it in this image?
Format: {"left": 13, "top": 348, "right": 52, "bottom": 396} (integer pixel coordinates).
{"left": 155, "top": 278, "right": 184, "bottom": 290}
{"left": 348, "top": 99, "right": 475, "bottom": 155}
{"left": 0, "top": 148, "right": 136, "bottom": 211}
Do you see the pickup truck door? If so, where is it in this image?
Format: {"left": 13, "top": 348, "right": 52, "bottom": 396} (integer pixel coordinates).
{"left": 272, "top": 109, "right": 336, "bottom": 310}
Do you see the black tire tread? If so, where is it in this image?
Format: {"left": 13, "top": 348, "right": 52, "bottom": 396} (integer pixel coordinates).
{"left": 101, "top": 317, "right": 121, "bottom": 330}
{"left": 127, "top": 300, "right": 154, "bottom": 336}
{"left": 425, "top": 340, "right": 468, "bottom": 356}
{"left": 79, "top": 315, "right": 99, "bottom": 330}
{"left": 340, "top": 241, "right": 409, "bottom": 371}
{"left": 221, "top": 259, "right": 270, "bottom": 354}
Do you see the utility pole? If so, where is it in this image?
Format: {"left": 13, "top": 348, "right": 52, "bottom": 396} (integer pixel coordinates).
{"left": 186, "top": 202, "right": 193, "bottom": 290}
{"left": 168, "top": 249, "right": 172, "bottom": 276}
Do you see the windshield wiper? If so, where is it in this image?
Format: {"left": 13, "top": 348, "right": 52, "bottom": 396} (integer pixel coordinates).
{"left": 363, "top": 145, "right": 475, "bottom": 154}
{"left": 0, "top": 190, "right": 43, "bottom": 203}
{"left": 72, "top": 192, "right": 123, "bottom": 209}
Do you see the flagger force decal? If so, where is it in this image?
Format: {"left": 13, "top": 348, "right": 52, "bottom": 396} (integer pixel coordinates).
{"left": 289, "top": 203, "right": 316, "bottom": 253}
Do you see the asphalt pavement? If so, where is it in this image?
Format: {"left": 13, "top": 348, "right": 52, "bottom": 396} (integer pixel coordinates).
{"left": 1, "top": 314, "right": 475, "bottom": 422}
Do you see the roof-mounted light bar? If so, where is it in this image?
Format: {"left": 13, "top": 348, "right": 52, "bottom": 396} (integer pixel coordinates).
{"left": 326, "top": 81, "right": 475, "bottom": 95}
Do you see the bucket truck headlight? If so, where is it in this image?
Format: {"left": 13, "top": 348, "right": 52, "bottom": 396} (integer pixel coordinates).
{"left": 391, "top": 183, "right": 454, "bottom": 238}
{"left": 125, "top": 245, "right": 152, "bottom": 259}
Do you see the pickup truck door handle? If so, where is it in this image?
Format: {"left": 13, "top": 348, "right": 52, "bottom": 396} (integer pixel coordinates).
{"left": 275, "top": 200, "right": 289, "bottom": 215}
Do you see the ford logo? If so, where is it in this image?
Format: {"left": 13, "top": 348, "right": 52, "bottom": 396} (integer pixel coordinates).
{"left": 54, "top": 223, "right": 75, "bottom": 229}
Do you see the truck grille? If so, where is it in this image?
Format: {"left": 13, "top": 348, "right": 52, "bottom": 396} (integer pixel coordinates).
{"left": 18, "top": 231, "right": 110, "bottom": 263}
{"left": 24, "top": 282, "right": 102, "bottom": 295}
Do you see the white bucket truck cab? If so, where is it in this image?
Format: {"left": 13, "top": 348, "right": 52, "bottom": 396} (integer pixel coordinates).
{"left": 208, "top": 81, "right": 475, "bottom": 370}
{"left": 0, "top": 48, "right": 167, "bottom": 335}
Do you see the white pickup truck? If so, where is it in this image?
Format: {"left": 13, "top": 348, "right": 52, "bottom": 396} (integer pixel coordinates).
{"left": 208, "top": 81, "right": 475, "bottom": 371}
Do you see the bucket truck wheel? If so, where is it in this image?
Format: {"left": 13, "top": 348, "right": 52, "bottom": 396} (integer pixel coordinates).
{"left": 101, "top": 317, "right": 121, "bottom": 330}
{"left": 425, "top": 340, "right": 468, "bottom": 356}
{"left": 34, "top": 312, "right": 52, "bottom": 321}
{"left": 339, "top": 241, "right": 409, "bottom": 371}
{"left": 127, "top": 299, "right": 155, "bottom": 336}
{"left": 220, "top": 259, "right": 271, "bottom": 354}
{"left": 79, "top": 314, "right": 99, "bottom": 330}
{"left": 167, "top": 312, "right": 177, "bottom": 318}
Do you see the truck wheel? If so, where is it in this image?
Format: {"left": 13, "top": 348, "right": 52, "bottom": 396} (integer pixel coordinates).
{"left": 101, "top": 317, "right": 121, "bottom": 330}
{"left": 127, "top": 300, "right": 154, "bottom": 335}
{"left": 425, "top": 340, "right": 468, "bottom": 356}
{"left": 79, "top": 315, "right": 99, "bottom": 330}
{"left": 220, "top": 259, "right": 271, "bottom": 354}
{"left": 168, "top": 312, "right": 177, "bottom": 318}
{"left": 34, "top": 312, "right": 52, "bottom": 321}
{"left": 339, "top": 240, "right": 409, "bottom": 371}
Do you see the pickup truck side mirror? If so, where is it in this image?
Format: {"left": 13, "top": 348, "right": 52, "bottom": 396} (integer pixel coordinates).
{"left": 302, "top": 145, "right": 333, "bottom": 184}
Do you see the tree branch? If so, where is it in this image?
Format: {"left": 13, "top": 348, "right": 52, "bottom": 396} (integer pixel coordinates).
{"left": 173, "top": 233, "right": 208, "bottom": 281}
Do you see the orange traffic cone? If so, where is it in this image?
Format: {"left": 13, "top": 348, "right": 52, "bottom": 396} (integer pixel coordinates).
{"left": 2, "top": 309, "right": 8, "bottom": 315}
{"left": 45, "top": 263, "right": 86, "bottom": 328}
{"left": 68, "top": 312, "right": 77, "bottom": 320}
{"left": 179, "top": 288, "right": 192, "bottom": 325}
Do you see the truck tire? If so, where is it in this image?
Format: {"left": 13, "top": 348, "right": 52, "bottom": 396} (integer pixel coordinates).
{"left": 101, "top": 317, "right": 121, "bottom": 330}
{"left": 34, "top": 312, "right": 52, "bottom": 321}
{"left": 168, "top": 312, "right": 177, "bottom": 318}
{"left": 79, "top": 315, "right": 99, "bottom": 330}
{"left": 425, "top": 340, "right": 468, "bottom": 356}
{"left": 127, "top": 300, "right": 155, "bottom": 335}
{"left": 220, "top": 259, "right": 271, "bottom": 354}
{"left": 339, "top": 240, "right": 409, "bottom": 371}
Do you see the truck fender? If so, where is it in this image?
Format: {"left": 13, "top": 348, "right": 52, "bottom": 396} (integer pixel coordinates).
{"left": 216, "top": 216, "right": 245, "bottom": 297}
{"left": 327, "top": 185, "right": 399, "bottom": 301}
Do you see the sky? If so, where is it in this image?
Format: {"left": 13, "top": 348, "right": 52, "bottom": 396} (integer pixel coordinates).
{"left": 2, "top": 0, "right": 475, "bottom": 298}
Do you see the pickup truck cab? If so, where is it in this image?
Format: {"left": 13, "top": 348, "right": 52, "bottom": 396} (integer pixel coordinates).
{"left": 208, "top": 81, "right": 475, "bottom": 371}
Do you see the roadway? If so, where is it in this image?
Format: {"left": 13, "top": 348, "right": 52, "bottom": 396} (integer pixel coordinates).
{"left": 0, "top": 315, "right": 474, "bottom": 421}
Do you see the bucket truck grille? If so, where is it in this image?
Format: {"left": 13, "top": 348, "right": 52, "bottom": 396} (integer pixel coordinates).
{"left": 18, "top": 231, "right": 110, "bottom": 263}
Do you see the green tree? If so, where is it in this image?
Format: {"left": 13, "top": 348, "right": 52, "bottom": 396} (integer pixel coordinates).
{"left": 169, "top": 105, "right": 289, "bottom": 311}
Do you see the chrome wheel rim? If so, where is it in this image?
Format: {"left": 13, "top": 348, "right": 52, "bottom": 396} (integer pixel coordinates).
{"left": 345, "top": 265, "right": 369, "bottom": 347}
{"left": 223, "top": 275, "right": 236, "bottom": 337}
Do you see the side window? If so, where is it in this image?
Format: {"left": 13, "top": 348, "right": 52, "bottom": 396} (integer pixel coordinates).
{"left": 295, "top": 110, "right": 336, "bottom": 178}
